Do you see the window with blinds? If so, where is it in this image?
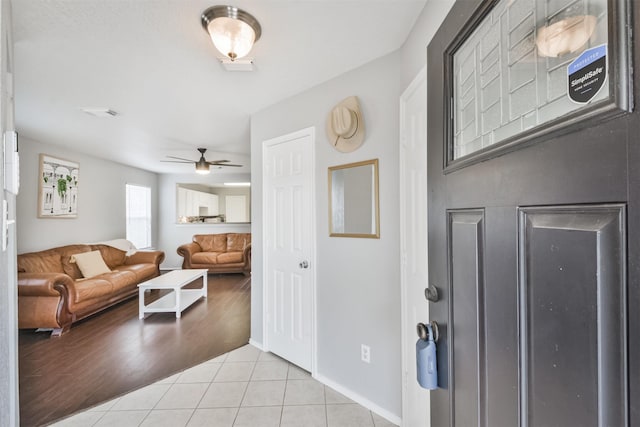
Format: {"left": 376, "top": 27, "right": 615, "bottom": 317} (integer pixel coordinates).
{"left": 126, "top": 184, "right": 152, "bottom": 249}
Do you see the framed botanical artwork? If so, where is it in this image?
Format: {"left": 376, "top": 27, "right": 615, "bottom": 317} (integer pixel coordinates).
{"left": 38, "top": 154, "right": 79, "bottom": 218}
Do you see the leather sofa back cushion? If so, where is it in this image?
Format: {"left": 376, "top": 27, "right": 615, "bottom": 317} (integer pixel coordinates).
{"left": 17, "top": 253, "right": 64, "bottom": 274}
{"left": 227, "top": 233, "right": 250, "bottom": 251}
{"left": 58, "top": 245, "right": 92, "bottom": 279}
{"left": 194, "top": 234, "right": 228, "bottom": 252}
{"left": 92, "top": 245, "right": 127, "bottom": 269}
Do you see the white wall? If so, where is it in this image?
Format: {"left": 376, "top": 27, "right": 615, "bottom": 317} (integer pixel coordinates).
{"left": 157, "top": 172, "right": 251, "bottom": 269}
{"left": 16, "top": 136, "right": 159, "bottom": 254}
{"left": 400, "top": 0, "right": 455, "bottom": 87}
{"left": 249, "top": 2, "right": 457, "bottom": 421}
{"left": 0, "top": 0, "right": 18, "bottom": 424}
{"left": 251, "top": 51, "right": 402, "bottom": 419}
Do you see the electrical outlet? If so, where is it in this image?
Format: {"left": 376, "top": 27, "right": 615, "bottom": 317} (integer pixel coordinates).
{"left": 361, "top": 344, "right": 371, "bottom": 363}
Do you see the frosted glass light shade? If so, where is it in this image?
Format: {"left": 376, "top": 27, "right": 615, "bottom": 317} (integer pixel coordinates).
{"left": 201, "top": 6, "right": 262, "bottom": 62}
{"left": 208, "top": 17, "right": 255, "bottom": 60}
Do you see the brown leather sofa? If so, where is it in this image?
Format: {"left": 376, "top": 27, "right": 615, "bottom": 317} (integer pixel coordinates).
{"left": 18, "top": 244, "right": 165, "bottom": 337}
{"left": 177, "top": 233, "right": 251, "bottom": 275}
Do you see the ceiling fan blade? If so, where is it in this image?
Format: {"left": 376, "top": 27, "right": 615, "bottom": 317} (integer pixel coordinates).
{"left": 165, "top": 155, "right": 196, "bottom": 162}
{"left": 208, "top": 160, "right": 230, "bottom": 164}
{"left": 160, "top": 160, "right": 193, "bottom": 164}
{"left": 209, "top": 163, "right": 243, "bottom": 167}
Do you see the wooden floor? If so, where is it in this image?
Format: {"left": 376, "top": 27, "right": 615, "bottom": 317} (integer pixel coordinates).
{"left": 18, "top": 273, "right": 251, "bottom": 427}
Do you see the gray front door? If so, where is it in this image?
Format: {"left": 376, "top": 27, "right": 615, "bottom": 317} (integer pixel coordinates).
{"left": 427, "top": 1, "right": 639, "bottom": 426}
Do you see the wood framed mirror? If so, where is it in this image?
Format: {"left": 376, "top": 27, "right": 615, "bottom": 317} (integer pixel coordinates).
{"left": 328, "top": 159, "right": 379, "bottom": 238}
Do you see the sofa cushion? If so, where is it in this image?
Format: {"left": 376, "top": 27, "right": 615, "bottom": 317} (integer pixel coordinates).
{"left": 73, "top": 278, "right": 114, "bottom": 303}
{"left": 195, "top": 234, "right": 228, "bottom": 252}
{"left": 192, "top": 252, "right": 222, "bottom": 264}
{"left": 116, "top": 264, "right": 158, "bottom": 282}
{"left": 217, "top": 251, "right": 243, "bottom": 264}
{"left": 71, "top": 250, "right": 112, "bottom": 278}
{"left": 92, "top": 244, "right": 127, "bottom": 269}
{"left": 58, "top": 245, "right": 92, "bottom": 279}
{"left": 227, "top": 234, "right": 250, "bottom": 252}
{"left": 102, "top": 270, "right": 137, "bottom": 292}
{"left": 17, "top": 253, "right": 64, "bottom": 274}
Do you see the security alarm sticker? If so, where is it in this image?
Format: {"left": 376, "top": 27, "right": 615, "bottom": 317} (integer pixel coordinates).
{"left": 567, "top": 44, "right": 607, "bottom": 104}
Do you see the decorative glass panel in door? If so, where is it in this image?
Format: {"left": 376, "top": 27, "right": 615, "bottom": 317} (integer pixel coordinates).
{"left": 448, "top": 0, "right": 628, "bottom": 167}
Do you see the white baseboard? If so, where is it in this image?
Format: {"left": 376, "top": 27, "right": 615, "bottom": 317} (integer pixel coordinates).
{"left": 248, "top": 338, "right": 264, "bottom": 351}
{"left": 314, "top": 373, "right": 401, "bottom": 426}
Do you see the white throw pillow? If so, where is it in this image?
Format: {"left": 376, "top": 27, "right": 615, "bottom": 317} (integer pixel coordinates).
{"left": 70, "top": 250, "right": 111, "bottom": 278}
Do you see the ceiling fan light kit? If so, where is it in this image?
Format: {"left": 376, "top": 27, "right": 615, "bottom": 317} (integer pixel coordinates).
{"left": 201, "top": 5, "right": 262, "bottom": 62}
{"left": 195, "top": 159, "right": 210, "bottom": 174}
{"left": 161, "top": 148, "right": 243, "bottom": 173}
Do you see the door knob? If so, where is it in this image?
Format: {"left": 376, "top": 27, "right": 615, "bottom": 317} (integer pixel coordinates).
{"left": 299, "top": 260, "right": 309, "bottom": 269}
{"left": 424, "top": 285, "right": 439, "bottom": 302}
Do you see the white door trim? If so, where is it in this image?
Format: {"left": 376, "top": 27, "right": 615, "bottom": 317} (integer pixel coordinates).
{"left": 261, "top": 126, "right": 317, "bottom": 376}
{"left": 400, "top": 66, "right": 428, "bottom": 427}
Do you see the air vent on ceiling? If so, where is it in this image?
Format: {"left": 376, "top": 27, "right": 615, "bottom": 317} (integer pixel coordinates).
{"left": 82, "top": 108, "right": 118, "bottom": 117}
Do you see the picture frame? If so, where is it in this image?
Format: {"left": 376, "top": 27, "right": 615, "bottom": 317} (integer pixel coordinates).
{"left": 328, "top": 159, "right": 380, "bottom": 238}
{"left": 38, "top": 153, "right": 79, "bottom": 218}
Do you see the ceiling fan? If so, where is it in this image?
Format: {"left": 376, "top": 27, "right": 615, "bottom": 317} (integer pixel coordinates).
{"left": 161, "top": 148, "right": 242, "bottom": 174}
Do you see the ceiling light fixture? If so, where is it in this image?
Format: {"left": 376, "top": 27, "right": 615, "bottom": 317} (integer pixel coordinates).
{"left": 536, "top": 15, "right": 597, "bottom": 58}
{"left": 201, "top": 5, "right": 262, "bottom": 62}
{"left": 195, "top": 158, "right": 210, "bottom": 174}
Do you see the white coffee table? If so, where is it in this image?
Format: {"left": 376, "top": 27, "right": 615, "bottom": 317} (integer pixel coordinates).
{"left": 138, "top": 269, "right": 208, "bottom": 319}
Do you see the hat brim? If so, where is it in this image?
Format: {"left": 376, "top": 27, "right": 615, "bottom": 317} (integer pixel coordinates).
{"left": 326, "top": 96, "right": 365, "bottom": 153}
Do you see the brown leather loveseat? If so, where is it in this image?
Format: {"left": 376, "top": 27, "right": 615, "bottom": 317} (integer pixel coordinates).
{"left": 18, "top": 244, "right": 165, "bottom": 337}
{"left": 177, "top": 233, "right": 251, "bottom": 275}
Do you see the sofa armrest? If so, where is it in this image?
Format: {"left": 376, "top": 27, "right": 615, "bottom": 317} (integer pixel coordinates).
{"left": 18, "top": 273, "right": 76, "bottom": 336}
{"left": 177, "top": 242, "right": 202, "bottom": 259}
{"left": 243, "top": 243, "right": 252, "bottom": 271}
{"left": 125, "top": 250, "right": 165, "bottom": 266}
{"left": 18, "top": 273, "right": 76, "bottom": 297}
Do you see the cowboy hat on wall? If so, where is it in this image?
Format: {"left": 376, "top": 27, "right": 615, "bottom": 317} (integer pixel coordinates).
{"left": 326, "top": 96, "right": 365, "bottom": 153}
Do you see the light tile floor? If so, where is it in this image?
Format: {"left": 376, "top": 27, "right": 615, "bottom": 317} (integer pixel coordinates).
{"left": 50, "top": 344, "right": 398, "bottom": 427}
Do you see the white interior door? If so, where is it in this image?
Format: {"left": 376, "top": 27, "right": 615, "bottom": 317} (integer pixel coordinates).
{"left": 400, "top": 67, "right": 430, "bottom": 427}
{"left": 263, "top": 127, "right": 315, "bottom": 371}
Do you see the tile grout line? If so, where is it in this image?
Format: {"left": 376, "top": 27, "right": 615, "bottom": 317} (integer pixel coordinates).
{"left": 324, "top": 385, "right": 330, "bottom": 427}
{"left": 145, "top": 378, "right": 176, "bottom": 414}
{"left": 279, "top": 361, "right": 294, "bottom": 426}
{"left": 324, "top": 383, "right": 330, "bottom": 427}
{"left": 232, "top": 357, "right": 258, "bottom": 425}
{"left": 89, "top": 409, "right": 108, "bottom": 427}
{"left": 191, "top": 361, "right": 225, "bottom": 412}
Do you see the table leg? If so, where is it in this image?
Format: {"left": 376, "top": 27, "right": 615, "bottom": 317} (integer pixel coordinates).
{"left": 138, "top": 288, "right": 145, "bottom": 319}
{"left": 203, "top": 272, "right": 208, "bottom": 299}
{"left": 175, "top": 289, "right": 181, "bottom": 318}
